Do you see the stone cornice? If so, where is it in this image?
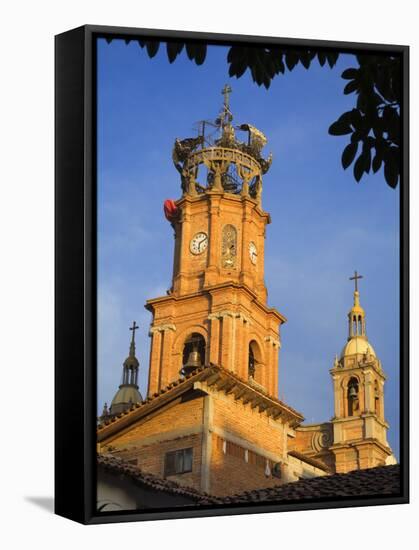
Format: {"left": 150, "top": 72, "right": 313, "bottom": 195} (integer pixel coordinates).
{"left": 145, "top": 281, "right": 286, "bottom": 324}
{"left": 148, "top": 323, "right": 176, "bottom": 336}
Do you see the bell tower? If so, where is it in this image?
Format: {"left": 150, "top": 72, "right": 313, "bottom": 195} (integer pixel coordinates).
{"left": 329, "top": 272, "right": 394, "bottom": 472}
{"left": 145, "top": 87, "right": 285, "bottom": 399}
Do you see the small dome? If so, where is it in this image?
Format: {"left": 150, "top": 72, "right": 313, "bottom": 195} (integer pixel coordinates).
{"left": 341, "top": 336, "right": 376, "bottom": 359}
{"left": 111, "top": 385, "right": 142, "bottom": 408}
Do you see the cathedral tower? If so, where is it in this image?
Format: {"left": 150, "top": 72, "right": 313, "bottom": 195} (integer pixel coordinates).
{"left": 146, "top": 86, "right": 285, "bottom": 399}
{"left": 329, "top": 272, "right": 394, "bottom": 472}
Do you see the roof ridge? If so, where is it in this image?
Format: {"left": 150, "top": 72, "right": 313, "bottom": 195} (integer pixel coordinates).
{"left": 98, "top": 363, "right": 305, "bottom": 438}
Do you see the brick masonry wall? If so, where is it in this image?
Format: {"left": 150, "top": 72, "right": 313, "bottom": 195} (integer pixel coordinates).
{"left": 207, "top": 391, "right": 287, "bottom": 495}
{"left": 209, "top": 434, "right": 282, "bottom": 496}
{"left": 105, "top": 396, "right": 204, "bottom": 448}
{"left": 211, "top": 391, "right": 285, "bottom": 456}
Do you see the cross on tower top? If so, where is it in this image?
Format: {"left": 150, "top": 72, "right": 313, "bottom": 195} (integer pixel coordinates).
{"left": 349, "top": 270, "right": 363, "bottom": 292}
{"left": 129, "top": 320, "right": 139, "bottom": 343}
{"left": 221, "top": 84, "right": 232, "bottom": 109}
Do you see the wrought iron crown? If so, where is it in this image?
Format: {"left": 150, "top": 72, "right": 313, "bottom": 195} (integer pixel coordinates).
{"left": 172, "top": 85, "right": 272, "bottom": 204}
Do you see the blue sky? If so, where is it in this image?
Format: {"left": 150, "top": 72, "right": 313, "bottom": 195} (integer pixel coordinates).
{"left": 97, "top": 38, "right": 400, "bottom": 458}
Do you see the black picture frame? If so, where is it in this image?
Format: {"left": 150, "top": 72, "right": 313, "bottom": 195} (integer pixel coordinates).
{"left": 55, "top": 24, "right": 409, "bottom": 525}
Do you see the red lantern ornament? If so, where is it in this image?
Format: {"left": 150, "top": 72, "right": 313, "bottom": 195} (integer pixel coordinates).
{"left": 163, "top": 199, "right": 179, "bottom": 223}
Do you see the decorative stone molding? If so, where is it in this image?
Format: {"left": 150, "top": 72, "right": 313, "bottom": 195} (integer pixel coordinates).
{"left": 311, "top": 428, "right": 333, "bottom": 452}
{"left": 236, "top": 312, "right": 251, "bottom": 324}
{"left": 264, "top": 335, "right": 281, "bottom": 348}
{"left": 148, "top": 323, "right": 176, "bottom": 336}
{"left": 207, "top": 310, "right": 237, "bottom": 320}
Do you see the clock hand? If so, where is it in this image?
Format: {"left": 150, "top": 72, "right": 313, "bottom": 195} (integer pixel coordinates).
{"left": 199, "top": 235, "right": 207, "bottom": 251}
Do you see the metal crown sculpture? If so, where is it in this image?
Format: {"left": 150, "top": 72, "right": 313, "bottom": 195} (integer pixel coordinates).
{"left": 172, "top": 85, "right": 272, "bottom": 204}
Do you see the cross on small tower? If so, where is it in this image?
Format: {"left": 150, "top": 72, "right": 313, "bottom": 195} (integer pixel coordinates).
{"left": 349, "top": 270, "right": 363, "bottom": 292}
{"left": 221, "top": 84, "right": 232, "bottom": 109}
{"left": 129, "top": 320, "right": 139, "bottom": 343}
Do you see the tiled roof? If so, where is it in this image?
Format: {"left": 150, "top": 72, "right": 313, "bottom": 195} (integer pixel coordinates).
{"left": 221, "top": 464, "right": 401, "bottom": 503}
{"left": 98, "top": 454, "right": 221, "bottom": 505}
{"left": 97, "top": 364, "right": 304, "bottom": 440}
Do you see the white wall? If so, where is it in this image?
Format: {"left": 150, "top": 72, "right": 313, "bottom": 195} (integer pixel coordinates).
{"left": 0, "top": 1, "right": 417, "bottom": 549}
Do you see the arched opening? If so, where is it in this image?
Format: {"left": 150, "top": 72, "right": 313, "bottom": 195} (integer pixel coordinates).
{"left": 181, "top": 333, "right": 206, "bottom": 375}
{"left": 352, "top": 315, "right": 357, "bottom": 335}
{"left": 358, "top": 315, "right": 362, "bottom": 335}
{"left": 374, "top": 380, "right": 380, "bottom": 416}
{"left": 248, "top": 340, "right": 263, "bottom": 386}
{"left": 347, "top": 377, "right": 359, "bottom": 416}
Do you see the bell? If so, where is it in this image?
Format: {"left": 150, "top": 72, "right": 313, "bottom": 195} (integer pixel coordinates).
{"left": 348, "top": 386, "right": 358, "bottom": 399}
{"left": 181, "top": 349, "right": 202, "bottom": 376}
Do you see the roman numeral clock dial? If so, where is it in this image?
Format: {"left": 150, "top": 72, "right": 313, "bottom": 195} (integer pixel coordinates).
{"left": 190, "top": 232, "right": 208, "bottom": 255}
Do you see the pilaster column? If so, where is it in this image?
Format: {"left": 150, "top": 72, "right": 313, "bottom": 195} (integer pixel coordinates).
{"left": 159, "top": 325, "right": 177, "bottom": 389}
{"left": 265, "top": 336, "right": 280, "bottom": 397}
{"left": 176, "top": 203, "right": 192, "bottom": 294}
{"left": 219, "top": 310, "right": 235, "bottom": 370}
{"left": 208, "top": 314, "right": 221, "bottom": 365}
{"left": 363, "top": 370, "right": 373, "bottom": 413}
{"left": 240, "top": 200, "right": 254, "bottom": 289}
{"left": 147, "top": 324, "right": 176, "bottom": 396}
{"left": 379, "top": 378, "right": 385, "bottom": 422}
{"left": 332, "top": 374, "right": 341, "bottom": 418}
{"left": 204, "top": 194, "right": 222, "bottom": 287}
{"left": 236, "top": 313, "right": 251, "bottom": 380}
{"left": 147, "top": 328, "right": 163, "bottom": 397}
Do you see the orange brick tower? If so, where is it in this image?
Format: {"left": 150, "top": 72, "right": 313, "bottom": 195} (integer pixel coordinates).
{"left": 146, "top": 84, "right": 285, "bottom": 399}
{"left": 97, "top": 88, "right": 331, "bottom": 496}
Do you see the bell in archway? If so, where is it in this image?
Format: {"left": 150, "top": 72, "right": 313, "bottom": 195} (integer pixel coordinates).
{"left": 181, "top": 347, "right": 202, "bottom": 376}
{"left": 348, "top": 385, "right": 358, "bottom": 399}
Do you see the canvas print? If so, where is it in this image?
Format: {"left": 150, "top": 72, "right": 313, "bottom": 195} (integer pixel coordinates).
{"left": 95, "top": 38, "right": 401, "bottom": 512}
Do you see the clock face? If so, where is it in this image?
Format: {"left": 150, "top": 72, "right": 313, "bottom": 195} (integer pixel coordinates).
{"left": 249, "top": 241, "right": 258, "bottom": 265}
{"left": 190, "top": 232, "right": 208, "bottom": 255}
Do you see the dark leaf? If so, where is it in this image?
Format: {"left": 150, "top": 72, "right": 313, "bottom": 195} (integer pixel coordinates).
{"left": 317, "top": 52, "right": 326, "bottom": 66}
{"left": 229, "top": 60, "right": 248, "bottom": 78}
{"left": 326, "top": 52, "right": 339, "bottom": 68}
{"left": 351, "top": 130, "right": 363, "bottom": 143}
{"left": 353, "top": 154, "right": 365, "bottom": 182}
{"left": 285, "top": 52, "right": 298, "bottom": 71}
{"left": 329, "top": 119, "right": 352, "bottom": 136}
{"left": 384, "top": 153, "right": 399, "bottom": 188}
{"left": 372, "top": 149, "right": 383, "bottom": 173}
{"left": 329, "top": 111, "right": 353, "bottom": 135}
{"left": 363, "top": 144, "right": 372, "bottom": 173}
{"left": 186, "top": 43, "right": 207, "bottom": 65}
{"left": 344, "top": 80, "right": 358, "bottom": 95}
{"left": 341, "top": 68, "right": 359, "bottom": 80}
{"left": 342, "top": 142, "right": 358, "bottom": 169}
{"left": 299, "top": 52, "right": 312, "bottom": 69}
{"left": 166, "top": 42, "right": 184, "bottom": 63}
{"left": 194, "top": 44, "right": 207, "bottom": 65}
{"left": 146, "top": 41, "right": 160, "bottom": 58}
{"left": 350, "top": 108, "right": 363, "bottom": 129}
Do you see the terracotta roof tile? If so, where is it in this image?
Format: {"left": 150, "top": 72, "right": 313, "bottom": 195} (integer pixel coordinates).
{"left": 221, "top": 465, "right": 401, "bottom": 504}
{"left": 98, "top": 454, "right": 222, "bottom": 505}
